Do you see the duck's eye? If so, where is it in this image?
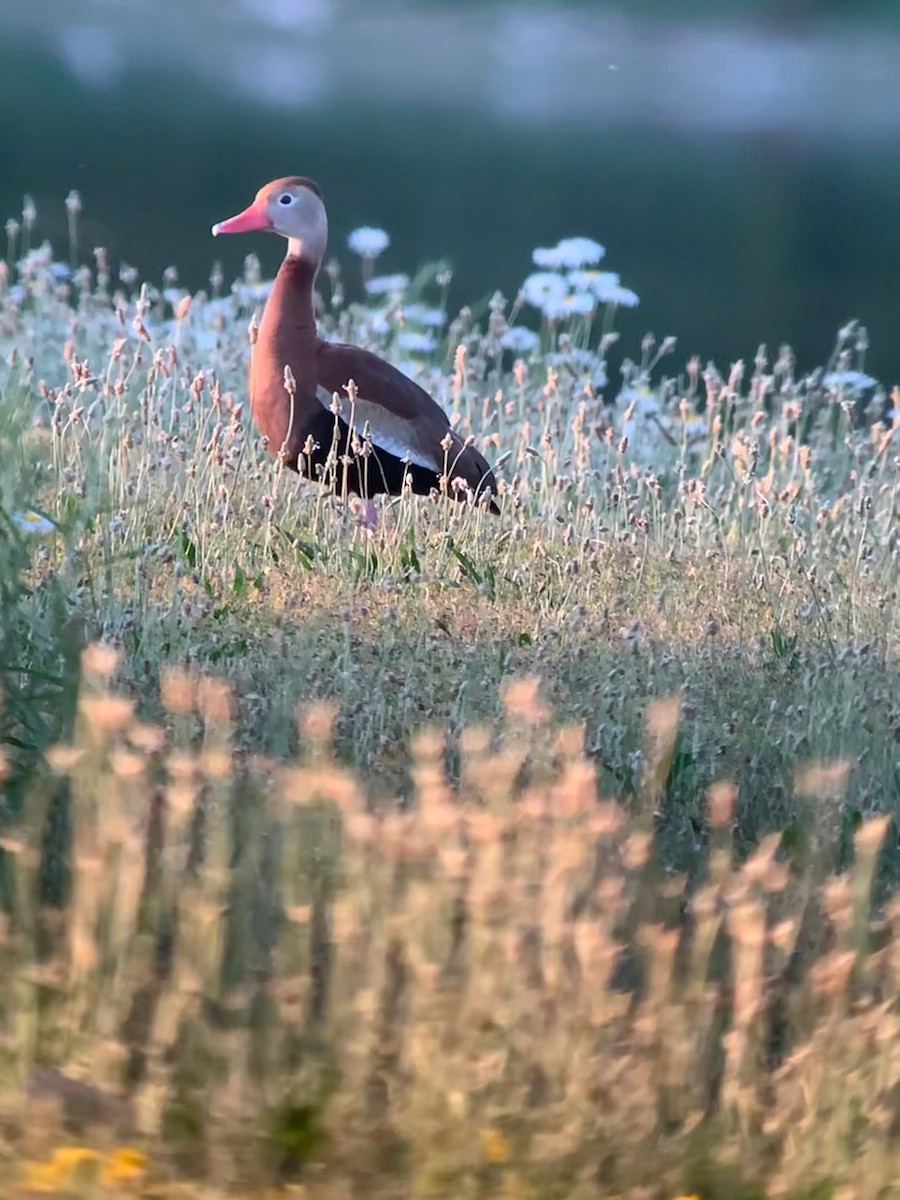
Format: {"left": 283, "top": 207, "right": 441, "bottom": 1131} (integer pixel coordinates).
{"left": 278, "top": 193, "right": 294, "bottom": 206}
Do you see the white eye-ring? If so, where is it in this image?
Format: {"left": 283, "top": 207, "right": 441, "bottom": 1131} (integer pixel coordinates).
{"left": 278, "top": 193, "right": 295, "bottom": 206}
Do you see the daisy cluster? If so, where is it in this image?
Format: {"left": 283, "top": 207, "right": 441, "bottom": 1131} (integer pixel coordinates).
{"left": 518, "top": 236, "right": 640, "bottom": 322}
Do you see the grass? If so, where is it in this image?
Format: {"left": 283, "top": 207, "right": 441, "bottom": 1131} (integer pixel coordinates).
{"left": 0, "top": 205, "right": 898, "bottom": 1197}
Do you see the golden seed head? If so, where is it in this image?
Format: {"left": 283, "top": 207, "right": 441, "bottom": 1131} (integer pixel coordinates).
{"left": 821, "top": 877, "right": 853, "bottom": 929}
{"left": 854, "top": 812, "right": 891, "bottom": 856}
{"left": 80, "top": 641, "right": 121, "bottom": 680}
{"left": 707, "top": 779, "right": 737, "bottom": 828}
{"left": 44, "top": 744, "right": 85, "bottom": 772}
{"left": 554, "top": 723, "right": 584, "bottom": 758}
{"left": 129, "top": 722, "right": 166, "bottom": 754}
{"left": 794, "top": 758, "right": 853, "bottom": 800}
{"left": 410, "top": 728, "right": 444, "bottom": 764}
{"left": 80, "top": 694, "right": 135, "bottom": 737}
{"left": 809, "top": 949, "right": 855, "bottom": 998}
{"left": 645, "top": 691, "right": 680, "bottom": 736}
{"left": 160, "top": 667, "right": 195, "bottom": 714}
{"left": 109, "top": 750, "right": 145, "bottom": 779}
{"left": 459, "top": 724, "right": 491, "bottom": 759}
{"left": 502, "top": 676, "right": 549, "bottom": 725}
{"left": 197, "top": 677, "right": 233, "bottom": 724}
{"left": 622, "top": 830, "right": 652, "bottom": 871}
{"left": 298, "top": 700, "right": 337, "bottom": 744}
{"left": 166, "top": 751, "right": 197, "bottom": 781}
{"left": 769, "top": 919, "right": 797, "bottom": 953}
{"left": 200, "top": 748, "right": 232, "bottom": 779}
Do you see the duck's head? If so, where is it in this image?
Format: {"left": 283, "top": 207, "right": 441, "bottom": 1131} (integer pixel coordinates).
{"left": 211, "top": 176, "right": 328, "bottom": 265}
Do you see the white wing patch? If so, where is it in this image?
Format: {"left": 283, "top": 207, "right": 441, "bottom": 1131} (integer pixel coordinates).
{"left": 315, "top": 385, "right": 440, "bottom": 471}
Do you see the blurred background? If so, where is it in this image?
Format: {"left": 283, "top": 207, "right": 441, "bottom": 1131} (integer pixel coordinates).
{"left": 3, "top": 0, "right": 899, "bottom": 382}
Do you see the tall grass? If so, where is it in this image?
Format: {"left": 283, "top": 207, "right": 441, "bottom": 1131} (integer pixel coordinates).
{"left": 0, "top": 204, "right": 898, "bottom": 1196}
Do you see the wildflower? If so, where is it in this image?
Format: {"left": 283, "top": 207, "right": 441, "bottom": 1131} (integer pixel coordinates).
{"left": 357, "top": 310, "right": 391, "bottom": 340}
{"left": 533, "top": 236, "right": 605, "bottom": 269}
{"left": 81, "top": 642, "right": 121, "bottom": 679}
{"left": 235, "top": 281, "right": 273, "bottom": 303}
{"left": 532, "top": 245, "right": 570, "bottom": 269}
{"left": 822, "top": 369, "right": 876, "bottom": 391}
{"left": 21, "top": 1147, "right": 103, "bottom": 1192}
{"left": 11, "top": 510, "right": 54, "bottom": 535}
{"left": 520, "top": 271, "right": 568, "bottom": 312}
{"left": 603, "top": 283, "right": 640, "bottom": 307}
{"left": 542, "top": 292, "right": 596, "bottom": 320}
{"left": 365, "top": 272, "right": 410, "bottom": 295}
{"left": 500, "top": 326, "right": 539, "bottom": 353}
{"left": 101, "top": 1146, "right": 148, "bottom": 1185}
{"left": 480, "top": 1127, "right": 511, "bottom": 1163}
{"left": 546, "top": 348, "right": 599, "bottom": 370}
{"left": 347, "top": 226, "right": 390, "bottom": 259}
{"left": 617, "top": 385, "right": 661, "bottom": 419}
{"left": 396, "top": 330, "right": 437, "bottom": 353}
{"left": 401, "top": 302, "right": 445, "bottom": 327}
{"left": 569, "top": 268, "right": 618, "bottom": 294}
{"left": 569, "top": 270, "right": 639, "bottom": 307}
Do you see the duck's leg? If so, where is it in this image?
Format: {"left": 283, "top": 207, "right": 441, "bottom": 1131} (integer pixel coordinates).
{"left": 349, "top": 495, "right": 379, "bottom": 531}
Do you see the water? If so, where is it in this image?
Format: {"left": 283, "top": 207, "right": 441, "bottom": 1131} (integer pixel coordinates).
{"left": 3, "top": 2, "right": 900, "bottom": 385}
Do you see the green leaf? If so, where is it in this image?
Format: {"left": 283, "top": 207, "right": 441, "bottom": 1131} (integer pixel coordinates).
{"left": 180, "top": 532, "right": 198, "bottom": 568}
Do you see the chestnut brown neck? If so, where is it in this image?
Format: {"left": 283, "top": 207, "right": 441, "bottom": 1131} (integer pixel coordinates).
{"left": 249, "top": 254, "right": 321, "bottom": 464}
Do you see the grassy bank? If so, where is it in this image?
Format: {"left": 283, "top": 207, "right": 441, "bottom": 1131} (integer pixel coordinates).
{"left": 0, "top": 213, "right": 898, "bottom": 1196}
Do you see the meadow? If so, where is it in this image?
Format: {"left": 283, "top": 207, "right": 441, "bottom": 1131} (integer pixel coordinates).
{"left": 0, "top": 200, "right": 898, "bottom": 1198}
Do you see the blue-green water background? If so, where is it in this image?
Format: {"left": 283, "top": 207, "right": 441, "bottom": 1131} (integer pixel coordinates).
{"left": 3, "top": 1, "right": 900, "bottom": 384}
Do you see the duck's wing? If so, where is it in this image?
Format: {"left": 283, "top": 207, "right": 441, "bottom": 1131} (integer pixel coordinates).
{"left": 316, "top": 341, "right": 497, "bottom": 501}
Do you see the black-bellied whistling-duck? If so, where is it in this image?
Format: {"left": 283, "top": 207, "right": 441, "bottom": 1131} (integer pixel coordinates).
{"left": 211, "top": 176, "right": 498, "bottom": 516}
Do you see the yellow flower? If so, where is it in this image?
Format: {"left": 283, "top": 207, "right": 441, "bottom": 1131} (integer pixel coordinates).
{"left": 19, "top": 1160, "right": 61, "bottom": 1193}
{"left": 480, "top": 1127, "right": 511, "bottom": 1164}
{"left": 102, "top": 1146, "right": 148, "bottom": 1185}
{"left": 20, "top": 1146, "right": 102, "bottom": 1191}
{"left": 51, "top": 1146, "right": 102, "bottom": 1171}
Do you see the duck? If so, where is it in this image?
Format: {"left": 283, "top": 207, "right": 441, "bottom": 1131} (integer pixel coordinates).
{"left": 211, "top": 176, "right": 498, "bottom": 517}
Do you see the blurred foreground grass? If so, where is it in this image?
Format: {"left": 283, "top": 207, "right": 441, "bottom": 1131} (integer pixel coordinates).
{"left": 0, "top": 663, "right": 897, "bottom": 1199}
{"left": 0, "top": 205, "right": 898, "bottom": 1196}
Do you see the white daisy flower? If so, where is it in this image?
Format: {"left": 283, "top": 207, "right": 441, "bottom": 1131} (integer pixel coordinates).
{"left": 401, "top": 303, "right": 446, "bottom": 327}
{"left": 616, "top": 385, "right": 662, "bottom": 419}
{"left": 822, "top": 370, "right": 877, "bottom": 391}
{"left": 347, "top": 227, "right": 390, "bottom": 259}
{"left": 520, "top": 271, "right": 568, "bottom": 311}
{"left": 233, "top": 281, "right": 273, "bottom": 304}
{"left": 554, "top": 237, "right": 605, "bottom": 268}
{"left": 546, "top": 348, "right": 599, "bottom": 369}
{"left": 602, "top": 284, "right": 640, "bottom": 308}
{"left": 396, "top": 330, "right": 437, "bottom": 353}
{"left": 360, "top": 312, "right": 391, "bottom": 338}
{"left": 542, "top": 292, "right": 596, "bottom": 320}
{"left": 12, "top": 510, "right": 54, "bottom": 535}
{"left": 532, "top": 245, "right": 569, "bottom": 269}
{"left": 534, "top": 238, "right": 605, "bottom": 270}
{"left": 500, "top": 326, "right": 540, "bottom": 353}
{"left": 365, "top": 273, "right": 410, "bottom": 296}
{"left": 568, "top": 268, "right": 618, "bottom": 293}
